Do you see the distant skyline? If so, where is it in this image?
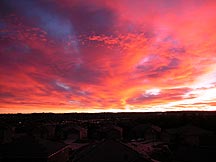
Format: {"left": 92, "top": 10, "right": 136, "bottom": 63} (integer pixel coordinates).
{"left": 1, "top": 0, "right": 216, "bottom": 113}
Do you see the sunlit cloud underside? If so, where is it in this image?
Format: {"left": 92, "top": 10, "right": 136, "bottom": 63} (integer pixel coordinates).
{"left": 1, "top": 0, "right": 216, "bottom": 113}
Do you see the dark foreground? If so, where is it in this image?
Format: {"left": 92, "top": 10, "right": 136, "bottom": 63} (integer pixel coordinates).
{"left": 1, "top": 111, "right": 216, "bottom": 162}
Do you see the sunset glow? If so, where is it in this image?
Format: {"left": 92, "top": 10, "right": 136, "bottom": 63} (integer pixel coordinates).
{"left": 1, "top": 0, "right": 216, "bottom": 113}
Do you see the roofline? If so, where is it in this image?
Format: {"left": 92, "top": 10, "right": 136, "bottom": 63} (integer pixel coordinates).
{"left": 72, "top": 139, "right": 152, "bottom": 162}
{"left": 48, "top": 145, "right": 70, "bottom": 158}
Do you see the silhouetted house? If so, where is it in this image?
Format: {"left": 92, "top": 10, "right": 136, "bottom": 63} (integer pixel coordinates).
{"left": 32, "top": 125, "right": 56, "bottom": 139}
{"left": 162, "top": 124, "right": 213, "bottom": 147}
{"left": 130, "top": 124, "right": 161, "bottom": 141}
{"left": 45, "top": 124, "right": 56, "bottom": 139}
{"left": 0, "top": 136, "right": 70, "bottom": 162}
{"left": 103, "top": 125, "right": 123, "bottom": 139}
{"left": 0, "top": 126, "right": 14, "bottom": 144}
{"left": 91, "top": 125, "right": 123, "bottom": 140}
{"left": 177, "top": 124, "right": 213, "bottom": 147}
{"left": 14, "top": 125, "right": 31, "bottom": 135}
{"left": 60, "top": 125, "right": 88, "bottom": 141}
{"left": 72, "top": 140, "right": 152, "bottom": 162}
{"left": 160, "top": 128, "right": 177, "bottom": 144}
{"left": 112, "top": 125, "right": 123, "bottom": 139}
{"left": 127, "top": 141, "right": 171, "bottom": 162}
{"left": 79, "top": 127, "right": 88, "bottom": 140}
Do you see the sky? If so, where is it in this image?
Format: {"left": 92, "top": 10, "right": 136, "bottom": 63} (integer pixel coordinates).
{"left": 1, "top": 0, "right": 216, "bottom": 113}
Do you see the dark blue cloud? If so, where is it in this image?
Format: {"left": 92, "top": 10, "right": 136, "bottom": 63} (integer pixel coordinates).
{"left": 54, "top": 63, "right": 106, "bottom": 84}
{"left": 0, "top": 92, "right": 15, "bottom": 98}
{"left": 65, "top": 3, "right": 117, "bottom": 35}
{"left": 0, "top": 43, "right": 47, "bottom": 69}
{"left": 169, "top": 47, "right": 186, "bottom": 54}
{"left": 137, "top": 56, "right": 180, "bottom": 73}
{"left": 0, "top": 21, "right": 6, "bottom": 29}
{"left": 3, "top": 0, "right": 78, "bottom": 51}
{"left": 155, "top": 58, "right": 180, "bottom": 73}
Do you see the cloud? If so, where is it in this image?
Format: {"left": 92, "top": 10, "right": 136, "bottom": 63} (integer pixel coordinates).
{"left": 1, "top": 0, "right": 216, "bottom": 112}
{"left": 146, "top": 89, "right": 161, "bottom": 96}
{"left": 55, "top": 81, "right": 71, "bottom": 91}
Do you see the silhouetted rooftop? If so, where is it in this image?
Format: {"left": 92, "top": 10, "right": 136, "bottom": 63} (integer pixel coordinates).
{"left": 73, "top": 139, "right": 152, "bottom": 162}
{"left": 0, "top": 135, "right": 68, "bottom": 159}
